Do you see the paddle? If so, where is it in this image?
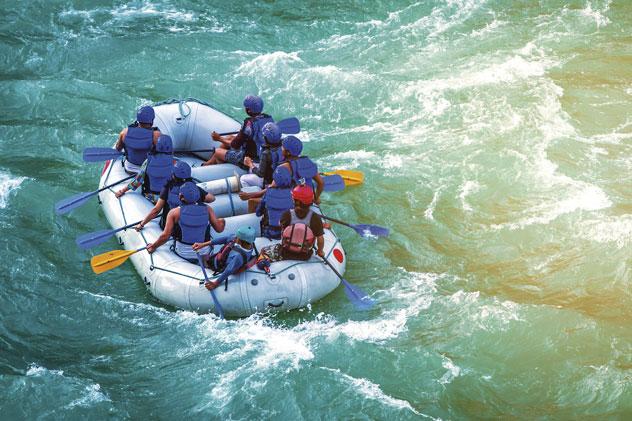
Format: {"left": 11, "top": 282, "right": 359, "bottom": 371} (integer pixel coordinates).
{"left": 321, "top": 255, "right": 375, "bottom": 310}
{"left": 320, "top": 214, "right": 389, "bottom": 238}
{"left": 90, "top": 246, "right": 147, "bottom": 274}
{"left": 322, "top": 169, "right": 363, "bottom": 186}
{"left": 76, "top": 215, "right": 162, "bottom": 250}
{"left": 55, "top": 175, "right": 134, "bottom": 215}
{"left": 322, "top": 174, "right": 345, "bottom": 192}
{"left": 196, "top": 253, "right": 225, "bottom": 319}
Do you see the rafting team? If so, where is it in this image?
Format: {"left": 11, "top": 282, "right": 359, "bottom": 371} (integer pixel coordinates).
{"left": 111, "top": 96, "right": 325, "bottom": 291}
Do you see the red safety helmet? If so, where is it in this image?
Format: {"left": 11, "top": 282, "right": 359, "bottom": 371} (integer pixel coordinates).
{"left": 291, "top": 184, "right": 314, "bottom": 206}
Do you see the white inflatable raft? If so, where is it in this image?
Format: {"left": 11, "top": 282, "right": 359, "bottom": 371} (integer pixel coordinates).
{"left": 96, "top": 99, "right": 345, "bottom": 317}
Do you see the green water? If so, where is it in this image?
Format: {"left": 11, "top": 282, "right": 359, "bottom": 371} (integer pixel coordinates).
{"left": 1, "top": 0, "right": 631, "bottom": 418}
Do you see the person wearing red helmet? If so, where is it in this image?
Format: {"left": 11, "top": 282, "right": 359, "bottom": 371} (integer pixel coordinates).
{"left": 280, "top": 184, "right": 325, "bottom": 258}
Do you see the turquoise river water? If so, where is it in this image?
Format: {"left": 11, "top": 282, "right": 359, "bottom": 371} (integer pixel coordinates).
{"left": 1, "top": 0, "right": 631, "bottom": 418}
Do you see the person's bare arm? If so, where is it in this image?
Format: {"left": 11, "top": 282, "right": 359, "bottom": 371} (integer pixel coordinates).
{"left": 115, "top": 128, "right": 127, "bottom": 151}
{"left": 147, "top": 209, "right": 177, "bottom": 253}
{"left": 313, "top": 174, "right": 324, "bottom": 204}
{"left": 316, "top": 235, "right": 324, "bottom": 257}
{"left": 208, "top": 207, "right": 225, "bottom": 233}
{"left": 136, "top": 199, "right": 165, "bottom": 230}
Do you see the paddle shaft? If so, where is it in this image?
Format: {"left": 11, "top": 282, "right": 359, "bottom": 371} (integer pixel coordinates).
{"left": 100, "top": 174, "right": 135, "bottom": 193}
{"left": 319, "top": 214, "right": 353, "bottom": 229}
{"left": 321, "top": 255, "right": 345, "bottom": 281}
{"left": 196, "top": 254, "right": 225, "bottom": 319}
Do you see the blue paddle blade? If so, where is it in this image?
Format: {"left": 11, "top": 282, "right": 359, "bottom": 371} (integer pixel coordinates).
{"left": 351, "top": 224, "right": 390, "bottom": 238}
{"left": 76, "top": 229, "right": 117, "bottom": 249}
{"left": 83, "top": 147, "right": 123, "bottom": 162}
{"left": 54, "top": 191, "right": 96, "bottom": 215}
{"left": 276, "top": 117, "right": 300, "bottom": 134}
{"left": 341, "top": 278, "right": 375, "bottom": 310}
{"left": 322, "top": 174, "right": 345, "bottom": 192}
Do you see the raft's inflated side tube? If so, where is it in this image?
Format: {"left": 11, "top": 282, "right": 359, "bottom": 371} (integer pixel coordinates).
{"left": 97, "top": 100, "right": 344, "bottom": 317}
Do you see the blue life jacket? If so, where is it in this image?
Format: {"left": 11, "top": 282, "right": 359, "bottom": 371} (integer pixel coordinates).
{"left": 262, "top": 187, "right": 294, "bottom": 239}
{"left": 243, "top": 114, "right": 274, "bottom": 160}
{"left": 167, "top": 181, "right": 185, "bottom": 210}
{"left": 270, "top": 146, "right": 284, "bottom": 171}
{"left": 177, "top": 204, "right": 210, "bottom": 245}
{"left": 124, "top": 126, "right": 154, "bottom": 165}
{"left": 143, "top": 154, "right": 173, "bottom": 195}
{"left": 260, "top": 146, "right": 284, "bottom": 186}
{"left": 212, "top": 241, "right": 252, "bottom": 276}
{"left": 289, "top": 156, "right": 318, "bottom": 187}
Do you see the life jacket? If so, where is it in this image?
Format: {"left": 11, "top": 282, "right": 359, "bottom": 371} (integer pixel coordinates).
{"left": 124, "top": 125, "right": 154, "bottom": 166}
{"left": 288, "top": 156, "right": 318, "bottom": 188}
{"left": 281, "top": 212, "right": 315, "bottom": 261}
{"left": 212, "top": 240, "right": 252, "bottom": 275}
{"left": 175, "top": 204, "right": 210, "bottom": 245}
{"left": 262, "top": 187, "right": 294, "bottom": 239}
{"left": 158, "top": 178, "right": 190, "bottom": 228}
{"left": 242, "top": 114, "right": 273, "bottom": 160}
{"left": 259, "top": 145, "right": 284, "bottom": 186}
{"left": 143, "top": 154, "right": 173, "bottom": 195}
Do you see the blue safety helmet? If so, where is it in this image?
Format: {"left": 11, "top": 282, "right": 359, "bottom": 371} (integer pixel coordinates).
{"left": 243, "top": 95, "right": 263, "bottom": 114}
{"left": 236, "top": 226, "right": 256, "bottom": 244}
{"left": 173, "top": 160, "right": 191, "bottom": 179}
{"left": 155, "top": 135, "right": 173, "bottom": 154}
{"left": 262, "top": 122, "right": 282, "bottom": 144}
{"left": 179, "top": 181, "right": 199, "bottom": 204}
{"left": 273, "top": 166, "right": 291, "bottom": 188}
{"left": 137, "top": 106, "right": 155, "bottom": 124}
{"left": 282, "top": 135, "right": 302, "bottom": 156}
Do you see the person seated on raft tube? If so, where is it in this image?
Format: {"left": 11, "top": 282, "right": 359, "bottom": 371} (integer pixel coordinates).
{"left": 115, "top": 105, "right": 161, "bottom": 174}
{"left": 115, "top": 134, "right": 176, "bottom": 203}
{"left": 135, "top": 161, "right": 215, "bottom": 230}
{"left": 240, "top": 121, "right": 283, "bottom": 190}
{"left": 201, "top": 95, "right": 273, "bottom": 168}
{"left": 255, "top": 166, "right": 294, "bottom": 240}
{"left": 146, "top": 182, "right": 225, "bottom": 262}
{"left": 280, "top": 184, "right": 325, "bottom": 258}
{"left": 192, "top": 226, "right": 256, "bottom": 291}
{"left": 239, "top": 135, "right": 324, "bottom": 205}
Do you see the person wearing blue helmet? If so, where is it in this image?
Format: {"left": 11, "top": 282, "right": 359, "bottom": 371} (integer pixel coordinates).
{"left": 201, "top": 95, "right": 274, "bottom": 167}
{"left": 115, "top": 134, "right": 175, "bottom": 203}
{"left": 255, "top": 166, "right": 294, "bottom": 239}
{"left": 276, "top": 135, "right": 324, "bottom": 204}
{"left": 193, "top": 225, "right": 255, "bottom": 291}
{"left": 115, "top": 105, "right": 161, "bottom": 174}
{"left": 147, "top": 182, "right": 225, "bottom": 262}
{"left": 240, "top": 121, "right": 284, "bottom": 189}
{"left": 135, "top": 160, "right": 215, "bottom": 230}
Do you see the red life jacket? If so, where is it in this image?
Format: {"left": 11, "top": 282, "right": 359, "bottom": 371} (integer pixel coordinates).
{"left": 281, "top": 223, "right": 315, "bottom": 261}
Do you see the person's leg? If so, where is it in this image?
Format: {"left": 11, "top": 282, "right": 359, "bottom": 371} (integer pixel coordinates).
{"left": 240, "top": 174, "right": 263, "bottom": 189}
{"left": 204, "top": 148, "right": 228, "bottom": 165}
{"left": 247, "top": 197, "right": 262, "bottom": 213}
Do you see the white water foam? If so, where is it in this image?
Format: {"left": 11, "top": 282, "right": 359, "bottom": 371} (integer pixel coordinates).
{"left": 579, "top": 1, "right": 611, "bottom": 28}
{"left": 235, "top": 51, "right": 303, "bottom": 78}
{"left": 459, "top": 180, "right": 480, "bottom": 213}
{"left": 424, "top": 189, "right": 440, "bottom": 220}
{"left": 66, "top": 384, "right": 110, "bottom": 409}
{"left": 323, "top": 367, "right": 427, "bottom": 417}
{"left": 439, "top": 355, "right": 461, "bottom": 385}
{"left": 577, "top": 215, "right": 632, "bottom": 249}
{"left": 0, "top": 171, "right": 27, "bottom": 209}
{"left": 26, "top": 363, "right": 64, "bottom": 377}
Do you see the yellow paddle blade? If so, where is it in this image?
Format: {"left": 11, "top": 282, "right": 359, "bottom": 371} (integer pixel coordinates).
{"left": 324, "top": 170, "right": 364, "bottom": 186}
{"left": 90, "top": 249, "right": 139, "bottom": 274}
